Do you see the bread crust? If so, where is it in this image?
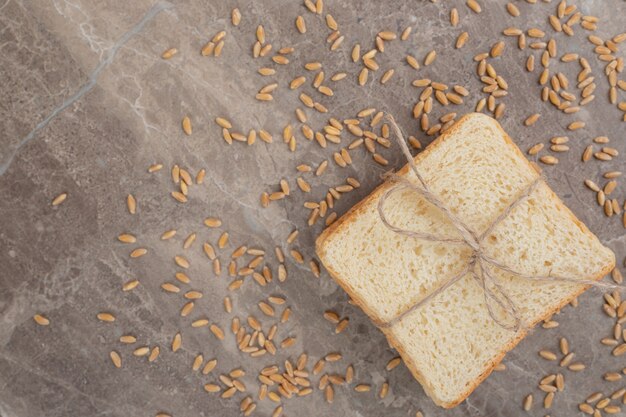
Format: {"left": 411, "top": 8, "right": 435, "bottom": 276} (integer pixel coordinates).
{"left": 315, "top": 113, "right": 615, "bottom": 408}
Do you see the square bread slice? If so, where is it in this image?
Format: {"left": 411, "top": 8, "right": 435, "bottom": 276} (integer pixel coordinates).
{"left": 315, "top": 113, "right": 615, "bottom": 408}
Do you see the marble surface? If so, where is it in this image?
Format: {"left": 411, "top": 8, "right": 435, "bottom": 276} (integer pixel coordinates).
{"left": 1, "top": 1, "right": 625, "bottom": 416}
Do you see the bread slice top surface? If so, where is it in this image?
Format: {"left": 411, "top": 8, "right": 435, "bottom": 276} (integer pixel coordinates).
{"left": 316, "top": 112, "right": 613, "bottom": 322}
{"left": 383, "top": 179, "right": 614, "bottom": 407}
{"left": 315, "top": 113, "right": 615, "bottom": 406}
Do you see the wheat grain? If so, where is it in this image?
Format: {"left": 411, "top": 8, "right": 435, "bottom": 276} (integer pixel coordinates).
{"left": 597, "top": 398, "right": 612, "bottom": 409}
{"left": 125, "top": 194, "right": 137, "bottom": 214}
{"left": 555, "top": 373, "right": 564, "bottom": 391}
{"left": 116, "top": 233, "right": 137, "bottom": 244}
{"left": 612, "top": 344, "right": 626, "bottom": 356}
{"left": 181, "top": 233, "right": 197, "bottom": 250}
{"left": 424, "top": 50, "right": 437, "bottom": 66}
{"left": 449, "top": 8, "right": 459, "bottom": 26}
{"left": 466, "top": 0, "right": 481, "bottom": 13}
{"left": 324, "top": 311, "right": 339, "bottom": 323}
{"left": 528, "top": 143, "right": 544, "bottom": 155}
{"left": 506, "top": 2, "right": 520, "bottom": 16}
{"left": 280, "top": 307, "right": 292, "bottom": 323}
{"left": 192, "top": 318, "right": 209, "bottom": 328}
{"left": 161, "top": 47, "right": 177, "bottom": 60}
{"left": 228, "top": 7, "right": 241, "bottom": 26}
{"left": 335, "top": 318, "right": 349, "bottom": 334}
{"left": 259, "top": 301, "right": 275, "bottom": 317}
{"left": 181, "top": 116, "right": 192, "bottom": 136}
{"left": 161, "top": 282, "right": 181, "bottom": 293}
{"left": 97, "top": 312, "right": 115, "bottom": 322}
{"left": 567, "top": 121, "right": 585, "bottom": 130}
{"left": 494, "top": 102, "right": 506, "bottom": 119}
{"left": 543, "top": 392, "right": 555, "bottom": 409}
{"left": 610, "top": 388, "right": 626, "bottom": 400}
{"left": 172, "top": 332, "right": 182, "bottom": 352}
{"left": 33, "top": 314, "right": 50, "bottom": 326}
{"left": 605, "top": 405, "right": 622, "bottom": 414}
{"left": 121, "top": 279, "right": 139, "bottom": 291}
{"left": 383, "top": 356, "right": 401, "bottom": 371}
{"left": 147, "top": 346, "right": 159, "bottom": 362}
{"left": 200, "top": 359, "right": 217, "bottom": 375}
{"left": 524, "top": 114, "right": 541, "bottom": 126}
{"left": 147, "top": 163, "right": 163, "bottom": 174}
{"left": 380, "top": 69, "right": 395, "bottom": 84}
{"left": 586, "top": 392, "right": 603, "bottom": 404}
{"left": 141, "top": 345, "right": 163, "bottom": 360}
{"left": 214, "top": 40, "right": 225, "bottom": 57}
{"left": 354, "top": 384, "right": 371, "bottom": 392}
{"left": 133, "top": 346, "right": 150, "bottom": 356}
{"left": 50, "top": 191, "right": 69, "bottom": 207}
{"left": 120, "top": 335, "right": 136, "bottom": 344}
{"left": 491, "top": 41, "right": 505, "bottom": 58}
{"left": 523, "top": 394, "right": 533, "bottom": 411}
{"left": 450, "top": 31, "right": 469, "bottom": 50}
{"left": 539, "top": 350, "right": 557, "bottom": 361}
{"left": 568, "top": 363, "right": 585, "bottom": 371}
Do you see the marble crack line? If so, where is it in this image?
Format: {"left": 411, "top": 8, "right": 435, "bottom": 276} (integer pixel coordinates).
{"left": 563, "top": 171, "right": 597, "bottom": 213}
{"left": 0, "top": 353, "right": 144, "bottom": 415}
{"left": 205, "top": 173, "right": 259, "bottom": 212}
{"left": 0, "top": 0, "right": 10, "bottom": 13}
{"left": 0, "top": 0, "right": 173, "bottom": 177}
{"left": 603, "top": 233, "right": 626, "bottom": 246}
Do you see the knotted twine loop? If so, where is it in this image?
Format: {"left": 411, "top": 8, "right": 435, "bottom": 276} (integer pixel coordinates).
{"left": 376, "top": 114, "right": 623, "bottom": 332}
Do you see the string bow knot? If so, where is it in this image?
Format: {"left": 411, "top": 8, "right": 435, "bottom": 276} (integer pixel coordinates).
{"left": 377, "top": 114, "right": 622, "bottom": 332}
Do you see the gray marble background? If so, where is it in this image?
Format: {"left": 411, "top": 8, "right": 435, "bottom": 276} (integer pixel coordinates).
{"left": 1, "top": 1, "right": 625, "bottom": 416}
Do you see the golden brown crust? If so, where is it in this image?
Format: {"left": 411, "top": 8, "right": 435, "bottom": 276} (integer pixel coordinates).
{"left": 315, "top": 113, "right": 615, "bottom": 408}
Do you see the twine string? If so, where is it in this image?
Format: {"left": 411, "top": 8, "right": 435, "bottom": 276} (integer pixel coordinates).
{"left": 377, "top": 114, "right": 622, "bottom": 331}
